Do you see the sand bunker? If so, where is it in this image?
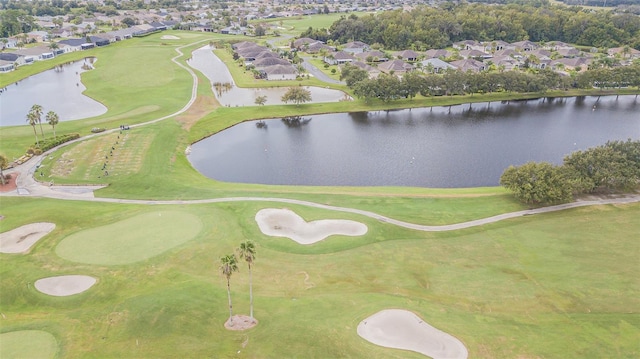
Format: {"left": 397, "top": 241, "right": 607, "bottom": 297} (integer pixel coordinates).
{"left": 0, "top": 222, "right": 55, "bottom": 253}
{"left": 35, "top": 275, "right": 97, "bottom": 296}
{"left": 357, "top": 309, "right": 468, "bottom": 359}
{"left": 161, "top": 35, "right": 180, "bottom": 40}
{"left": 255, "top": 208, "right": 367, "bottom": 244}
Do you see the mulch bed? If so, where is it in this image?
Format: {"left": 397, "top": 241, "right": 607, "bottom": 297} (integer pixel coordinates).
{"left": 0, "top": 173, "right": 18, "bottom": 193}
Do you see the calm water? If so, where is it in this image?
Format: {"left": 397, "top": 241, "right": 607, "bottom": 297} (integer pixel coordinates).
{"left": 189, "top": 96, "right": 640, "bottom": 188}
{"left": 0, "top": 59, "right": 107, "bottom": 127}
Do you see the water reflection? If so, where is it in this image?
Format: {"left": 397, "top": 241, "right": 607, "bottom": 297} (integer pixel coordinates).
{"left": 186, "top": 45, "right": 350, "bottom": 106}
{"left": 0, "top": 58, "right": 107, "bottom": 127}
{"left": 189, "top": 95, "right": 640, "bottom": 188}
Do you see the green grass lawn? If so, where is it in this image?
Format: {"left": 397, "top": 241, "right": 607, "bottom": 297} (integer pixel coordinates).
{"left": 0, "top": 197, "right": 638, "bottom": 358}
{"left": 0, "top": 330, "right": 58, "bottom": 358}
{"left": 1, "top": 29, "right": 639, "bottom": 359}
{"left": 55, "top": 210, "right": 203, "bottom": 265}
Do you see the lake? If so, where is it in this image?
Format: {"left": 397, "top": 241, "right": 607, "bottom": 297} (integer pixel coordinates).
{"left": 188, "top": 95, "right": 640, "bottom": 188}
{"left": 0, "top": 59, "right": 107, "bottom": 127}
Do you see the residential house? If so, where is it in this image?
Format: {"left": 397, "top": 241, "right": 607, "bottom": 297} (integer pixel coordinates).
{"left": 354, "top": 50, "right": 388, "bottom": 62}
{"left": 324, "top": 51, "right": 355, "bottom": 65}
{"left": 420, "top": 58, "right": 455, "bottom": 73}
{"left": 133, "top": 24, "right": 157, "bottom": 36}
{"left": 252, "top": 57, "right": 291, "bottom": 68}
{"left": 27, "top": 30, "right": 49, "bottom": 42}
{"left": 2, "top": 38, "right": 19, "bottom": 48}
{"left": 261, "top": 64, "right": 297, "bottom": 80}
{"left": 342, "top": 41, "right": 369, "bottom": 54}
{"left": 450, "top": 59, "right": 486, "bottom": 72}
{"left": 0, "top": 53, "right": 26, "bottom": 69}
{"left": 487, "top": 55, "right": 521, "bottom": 71}
{"left": 395, "top": 50, "right": 419, "bottom": 61}
{"left": 556, "top": 48, "right": 581, "bottom": 58}
{"left": 453, "top": 40, "right": 482, "bottom": 51}
{"left": 493, "top": 49, "right": 521, "bottom": 59}
{"left": 59, "top": 38, "right": 94, "bottom": 51}
{"left": 512, "top": 40, "right": 538, "bottom": 52}
{"left": 306, "top": 42, "right": 334, "bottom": 54}
{"left": 424, "top": 49, "right": 452, "bottom": 59}
{"left": 0, "top": 60, "right": 15, "bottom": 72}
{"left": 14, "top": 46, "right": 55, "bottom": 62}
{"left": 544, "top": 41, "right": 574, "bottom": 51}
{"left": 607, "top": 46, "right": 640, "bottom": 59}
{"left": 348, "top": 61, "right": 381, "bottom": 78}
{"left": 377, "top": 59, "right": 413, "bottom": 75}
{"left": 50, "top": 28, "right": 72, "bottom": 38}
{"left": 483, "top": 40, "right": 511, "bottom": 52}
{"left": 459, "top": 49, "right": 491, "bottom": 60}
{"left": 105, "top": 28, "right": 137, "bottom": 42}
{"left": 549, "top": 57, "right": 590, "bottom": 72}
{"left": 292, "top": 37, "right": 318, "bottom": 49}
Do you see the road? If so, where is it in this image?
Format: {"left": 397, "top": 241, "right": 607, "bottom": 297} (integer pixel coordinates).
{"left": 300, "top": 56, "right": 345, "bottom": 85}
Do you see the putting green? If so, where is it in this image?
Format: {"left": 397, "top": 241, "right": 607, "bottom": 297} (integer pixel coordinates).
{"left": 0, "top": 330, "right": 57, "bottom": 359}
{"left": 56, "top": 210, "right": 203, "bottom": 265}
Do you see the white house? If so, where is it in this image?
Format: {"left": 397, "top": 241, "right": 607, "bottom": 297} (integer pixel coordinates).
{"left": 262, "top": 64, "right": 297, "bottom": 80}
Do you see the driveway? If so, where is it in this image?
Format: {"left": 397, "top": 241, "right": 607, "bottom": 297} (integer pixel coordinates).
{"left": 301, "top": 57, "right": 345, "bottom": 85}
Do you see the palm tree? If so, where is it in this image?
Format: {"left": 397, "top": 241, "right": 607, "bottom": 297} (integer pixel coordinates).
{"left": 46, "top": 111, "right": 59, "bottom": 139}
{"left": 26, "top": 105, "right": 41, "bottom": 146}
{"left": 238, "top": 241, "right": 256, "bottom": 320}
{"left": 220, "top": 254, "right": 239, "bottom": 326}
{"left": 0, "top": 154, "right": 8, "bottom": 186}
{"left": 29, "top": 104, "right": 45, "bottom": 141}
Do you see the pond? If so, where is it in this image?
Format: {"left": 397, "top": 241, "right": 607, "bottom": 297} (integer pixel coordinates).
{"left": 188, "top": 95, "right": 640, "bottom": 188}
{"left": 186, "top": 45, "right": 350, "bottom": 106}
{"left": 0, "top": 59, "right": 107, "bottom": 127}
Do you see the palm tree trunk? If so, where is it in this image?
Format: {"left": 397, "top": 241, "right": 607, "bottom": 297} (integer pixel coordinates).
{"left": 53, "top": 125, "right": 56, "bottom": 139}
{"left": 226, "top": 278, "right": 233, "bottom": 325}
{"left": 249, "top": 265, "right": 254, "bottom": 320}
{"left": 38, "top": 122, "right": 46, "bottom": 140}
{"left": 32, "top": 125, "right": 39, "bottom": 146}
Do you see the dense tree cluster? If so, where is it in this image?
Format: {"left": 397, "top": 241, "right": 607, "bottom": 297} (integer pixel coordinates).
{"left": 501, "top": 140, "right": 640, "bottom": 205}
{"left": 558, "top": 0, "right": 640, "bottom": 6}
{"left": 341, "top": 64, "right": 640, "bottom": 102}
{"left": 305, "top": 3, "right": 640, "bottom": 50}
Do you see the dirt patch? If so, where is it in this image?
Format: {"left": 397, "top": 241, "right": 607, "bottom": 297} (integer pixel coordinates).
{"left": 224, "top": 315, "right": 258, "bottom": 331}
{"left": 176, "top": 95, "right": 220, "bottom": 130}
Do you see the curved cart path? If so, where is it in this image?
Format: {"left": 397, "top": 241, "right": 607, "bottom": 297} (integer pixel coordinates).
{"left": 3, "top": 40, "right": 639, "bottom": 233}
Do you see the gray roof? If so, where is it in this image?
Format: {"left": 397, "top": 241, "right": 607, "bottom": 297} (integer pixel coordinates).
{"left": 262, "top": 64, "right": 297, "bottom": 75}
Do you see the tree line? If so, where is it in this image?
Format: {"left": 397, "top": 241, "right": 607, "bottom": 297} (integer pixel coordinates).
{"left": 500, "top": 140, "right": 640, "bottom": 205}
{"left": 340, "top": 64, "right": 640, "bottom": 102}
{"left": 300, "top": 3, "right": 640, "bottom": 50}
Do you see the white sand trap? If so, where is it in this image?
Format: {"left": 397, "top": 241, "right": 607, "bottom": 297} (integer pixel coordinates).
{"left": 255, "top": 208, "right": 367, "bottom": 244}
{"left": 35, "top": 275, "right": 97, "bottom": 296}
{"left": 0, "top": 222, "right": 55, "bottom": 253}
{"left": 357, "top": 309, "right": 468, "bottom": 359}
{"left": 161, "top": 35, "right": 180, "bottom": 40}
